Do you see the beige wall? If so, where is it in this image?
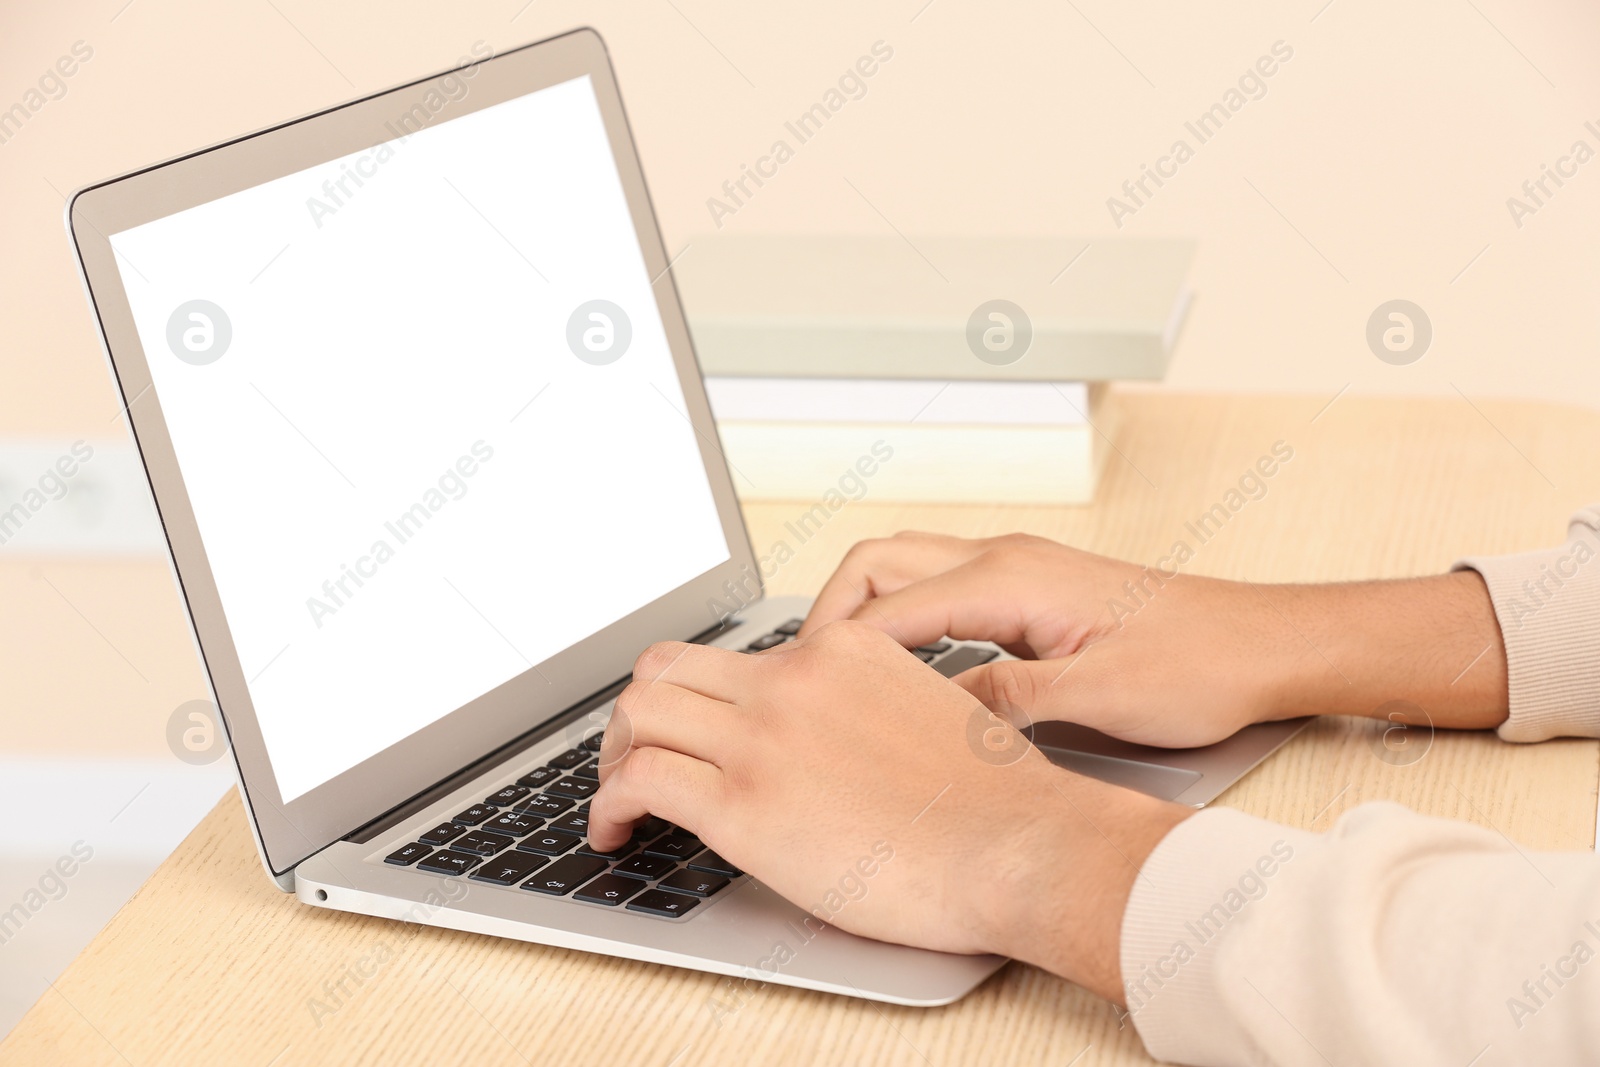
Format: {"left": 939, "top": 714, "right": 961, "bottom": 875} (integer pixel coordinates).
{"left": 3, "top": 0, "right": 1598, "bottom": 436}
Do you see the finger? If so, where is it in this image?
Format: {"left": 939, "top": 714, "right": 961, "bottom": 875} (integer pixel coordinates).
{"left": 954, "top": 656, "right": 1065, "bottom": 720}
{"left": 597, "top": 680, "right": 740, "bottom": 776}
{"left": 631, "top": 640, "right": 764, "bottom": 704}
{"left": 801, "top": 533, "right": 988, "bottom": 636}
{"left": 845, "top": 560, "right": 1034, "bottom": 651}
{"left": 955, "top": 650, "right": 1128, "bottom": 729}
{"left": 588, "top": 745, "right": 722, "bottom": 851}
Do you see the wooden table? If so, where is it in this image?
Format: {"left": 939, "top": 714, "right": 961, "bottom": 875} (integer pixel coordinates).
{"left": 6, "top": 392, "right": 1598, "bottom": 1067}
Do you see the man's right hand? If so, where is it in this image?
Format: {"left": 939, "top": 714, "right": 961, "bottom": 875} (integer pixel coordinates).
{"left": 799, "top": 531, "right": 1508, "bottom": 747}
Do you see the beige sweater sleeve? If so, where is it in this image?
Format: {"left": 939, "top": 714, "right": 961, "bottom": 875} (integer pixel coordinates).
{"left": 1455, "top": 504, "right": 1600, "bottom": 741}
{"left": 1121, "top": 506, "right": 1600, "bottom": 1066}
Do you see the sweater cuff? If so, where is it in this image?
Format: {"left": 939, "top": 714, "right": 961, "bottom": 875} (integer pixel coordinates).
{"left": 1453, "top": 506, "right": 1600, "bottom": 742}
{"left": 1120, "top": 807, "right": 1323, "bottom": 1066}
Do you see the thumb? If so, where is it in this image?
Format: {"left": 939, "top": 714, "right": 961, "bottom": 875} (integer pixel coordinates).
{"left": 955, "top": 655, "right": 1072, "bottom": 725}
{"left": 954, "top": 646, "right": 1125, "bottom": 732}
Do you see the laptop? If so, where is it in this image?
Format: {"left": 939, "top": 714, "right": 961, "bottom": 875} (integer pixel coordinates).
{"left": 65, "top": 28, "right": 1306, "bottom": 1006}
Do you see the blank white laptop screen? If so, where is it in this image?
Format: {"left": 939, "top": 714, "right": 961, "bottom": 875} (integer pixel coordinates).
{"left": 108, "top": 74, "right": 730, "bottom": 802}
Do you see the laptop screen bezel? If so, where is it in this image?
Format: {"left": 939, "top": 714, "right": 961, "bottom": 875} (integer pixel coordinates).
{"left": 66, "top": 28, "right": 761, "bottom": 880}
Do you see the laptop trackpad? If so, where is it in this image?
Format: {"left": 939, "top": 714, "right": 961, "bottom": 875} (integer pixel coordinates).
{"left": 1036, "top": 746, "right": 1203, "bottom": 802}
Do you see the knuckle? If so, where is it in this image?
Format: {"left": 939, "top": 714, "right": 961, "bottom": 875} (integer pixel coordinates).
{"left": 633, "top": 641, "right": 684, "bottom": 682}
{"left": 613, "top": 679, "right": 644, "bottom": 713}
{"left": 987, "top": 533, "right": 1045, "bottom": 565}
{"left": 810, "top": 617, "right": 879, "bottom": 646}
{"left": 721, "top": 759, "right": 760, "bottom": 805}
{"left": 623, "top": 744, "right": 664, "bottom": 786}
{"left": 985, "top": 659, "right": 1038, "bottom": 713}
{"left": 841, "top": 538, "right": 889, "bottom": 566}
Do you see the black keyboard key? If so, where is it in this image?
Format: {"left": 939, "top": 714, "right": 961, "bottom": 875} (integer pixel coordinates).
{"left": 521, "top": 855, "right": 606, "bottom": 895}
{"left": 470, "top": 852, "right": 546, "bottom": 886}
{"left": 517, "top": 766, "right": 562, "bottom": 789}
{"left": 746, "top": 633, "right": 788, "bottom": 652}
{"left": 929, "top": 646, "right": 999, "bottom": 678}
{"left": 518, "top": 794, "right": 574, "bottom": 818}
{"left": 454, "top": 830, "right": 514, "bottom": 856}
{"left": 914, "top": 648, "right": 939, "bottom": 663}
{"left": 917, "top": 641, "right": 951, "bottom": 654}
{"left": 485, "top": 785, "right": 530, "bottom": 807}
{"left": 613, "top": 854, "right": 676, "bottom": 881}
{"left": 483, "top": 811, "right": 542, "bottom": 837}
{"left": 657, "top": 868, "right": 729, "bottom": 898}
{"left": 547, "top": 776, "right": 598, "bottom": 800}
{"left": 518, "top": 830, "right": 582, "bottom": 856}
{"left": 627, "top": 889, "right": 700, "bottom": 919}
{"left": 547, "top": 748, "right": 589, "bottom": 770}
{"left": 575, "top": 873, "right": 645, "bottom": 906}
{"left": 550, "top": 811, "right": 591, "bottom": 836}
{"left": 452, "top": 804, "right": 499, "bottom": 825}
{"left": 578, "top": 840, "right": 636, "bottom": 862}
{"left": 688, "top": 850, "right": 743, "bottom": 877}
{"left": 773, "top": 618, "right": 803, "bottom": 635}
{"left": 419, "top": 822, "right": 466, "bottom": 846}
{"left": 385, "top": 841, "right": 431, "bottom": 866}
{"left": 573, "top": 760, "right": 600, "bottom": 781}
{"left": 417, "top": 849, "right": 480, "bottom": 876}
{"left": 580, "top": 730, "right": 605, "bottom": 752}
{"left": 643, "top": 834, "right": 702, "bottom": 861}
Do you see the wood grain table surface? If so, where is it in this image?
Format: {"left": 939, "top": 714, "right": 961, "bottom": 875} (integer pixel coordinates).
{"left": 5, "top": 391, "right": 1598, "bottom": 1067}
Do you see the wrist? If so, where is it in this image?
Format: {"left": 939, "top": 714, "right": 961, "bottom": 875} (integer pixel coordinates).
{"left": 983, "top": 761, "right": 1191, "bottom": 1001}
{"left": 1254, "top": 572, "right": 1508, "bottom": 729}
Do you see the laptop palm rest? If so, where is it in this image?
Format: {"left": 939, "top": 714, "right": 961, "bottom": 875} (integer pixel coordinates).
{"left": 1027, "top": 717, "right": 1311, "bottom": 807}
{"left": 1036, "top": 746, "right": 1204, "bottom": 801}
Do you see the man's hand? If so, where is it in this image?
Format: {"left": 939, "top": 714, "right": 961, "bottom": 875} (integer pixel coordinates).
{"left": 589, "top": 621, "right": 1190, "bottom": 1001}
{"left": 801, "top": 532, "right": 1509, "bottom": 746}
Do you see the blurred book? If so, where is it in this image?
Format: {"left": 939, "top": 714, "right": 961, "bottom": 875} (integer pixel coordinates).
{"left": 705, "top": 379, "right": 1114, "bottom": 505}
{"left": 0, "top": 439, "right": 163, "bottom": 555}
{"left": 676, "top": 235, "right": 1193, "bottom": 381}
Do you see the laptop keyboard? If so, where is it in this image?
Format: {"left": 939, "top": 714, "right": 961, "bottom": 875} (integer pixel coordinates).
{"left": 378, "top": 619, "right": 995, "bottom": 919}
{"left": 739, "top": 618, "right": 996, "bottom": 678}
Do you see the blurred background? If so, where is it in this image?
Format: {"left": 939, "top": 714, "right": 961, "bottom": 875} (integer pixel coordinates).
{"left": 2, "top": 0, "right": 1597, "bottom": 1038}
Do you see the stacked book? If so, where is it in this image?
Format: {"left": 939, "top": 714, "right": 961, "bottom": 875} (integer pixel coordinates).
{"left": 674, "top": 235, "right": 1193, "bottom": 505}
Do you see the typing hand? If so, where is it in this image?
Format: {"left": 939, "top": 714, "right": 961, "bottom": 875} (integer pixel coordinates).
{"left": 797, "top": 531, "right": 1284, "bottom": 747}
{"left": 588, "top": 620, "right": 1189, "bottom": 1000}
{"left": 799, "top": 532, "right": 1508, "bottom": 747}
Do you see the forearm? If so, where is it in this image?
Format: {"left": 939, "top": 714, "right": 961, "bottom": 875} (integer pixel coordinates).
{"left": 1256, "top": 571, "right": 1508, "bottom": 729}
{"left": 1121, "top": 802, "right": 1600, "bottom": 1066}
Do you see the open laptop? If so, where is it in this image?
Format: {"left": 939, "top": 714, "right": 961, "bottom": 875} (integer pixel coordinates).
{"left": 65, "top": 28, "right": 1306, "bottom": 1006}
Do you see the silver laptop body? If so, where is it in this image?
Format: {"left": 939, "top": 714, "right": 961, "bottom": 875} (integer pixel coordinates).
{"left": 66, "top": 28, "right": 1304, "bottom": 1006}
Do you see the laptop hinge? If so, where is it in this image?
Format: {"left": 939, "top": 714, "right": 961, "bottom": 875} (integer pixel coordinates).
{"left": 339, "top": 615, "right": 745, "bottom": 845}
